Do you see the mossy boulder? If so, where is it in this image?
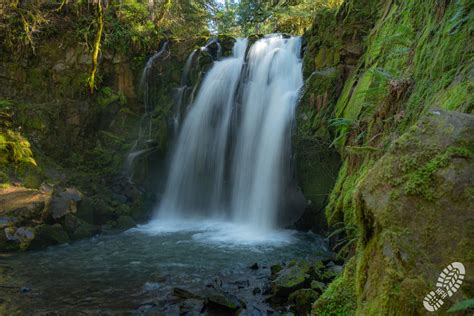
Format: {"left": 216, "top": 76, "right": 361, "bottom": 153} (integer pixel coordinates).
{"left": 289, "top": 288, "right": 319, "bottom": 316}
{"left": 63, "top": 214, "right": 96, "bottom": 240}
{"left": 115, "top": 215, "right": 136, "bottom": 231}
{"left": 29, "top": 223, "right": 69, "bottom": 249}
{"left": 76, "top": 197, "right": 95, "bottom": 224}
{"left": 271, "top": 260, "right": 311, "bottom": 300}
{"left": 0, "top": 226, "right": 35, "bottom": 251}
{"left": 352, "top": 110, "right": 474, "bottom": 314}
{"left": 312, "top": 258, "right": 357, "bottom": 316}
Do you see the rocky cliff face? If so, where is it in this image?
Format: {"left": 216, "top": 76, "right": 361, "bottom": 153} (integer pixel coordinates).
{"left": 296, "top": 0, "right": 473, "bottom": 314}
{"left": 0, "top": 15, "right": 231, "bottom": 251}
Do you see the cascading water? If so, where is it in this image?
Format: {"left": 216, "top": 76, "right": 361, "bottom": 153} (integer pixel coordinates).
{"left": 152, "top": 35, "right": 303, "bottom": 233}
{"left": 231, "top": 36, "right": 303, "bottom": 229}
{"left": 124, "top": 42, "right": 169, "bottom": 181}
{"left": 158, "top": 38, "right": 248, "bottom": 217}
{"left": 173, "top": 49, "right": 197, "bottom": 134}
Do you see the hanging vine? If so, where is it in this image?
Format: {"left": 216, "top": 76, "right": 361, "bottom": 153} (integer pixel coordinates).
{"left": 87, "top": 0, "right": 104, "bottom": 94}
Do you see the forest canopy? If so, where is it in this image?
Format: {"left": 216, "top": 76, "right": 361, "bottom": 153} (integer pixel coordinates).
{"left": 0, "top": 0, "right": 344, "bottom": 55}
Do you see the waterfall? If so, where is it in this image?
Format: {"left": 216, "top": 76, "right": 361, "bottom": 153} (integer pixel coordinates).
{"left": 155, "top": 35, "right": 303, "bottom": 231}
{"left": 231, "top": 36, "right": 303, "bottom": 229}
{"left": 173, "top": 49, "right": 197, "bottom": 134}
{"left": 124, "top": 42, "right": 169, "bottom": 181}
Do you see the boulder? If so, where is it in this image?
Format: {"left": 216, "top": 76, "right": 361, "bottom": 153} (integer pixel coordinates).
{"left": 173, "top": 288, "right": 202, "bottom": 300}
{"left": 76, "top": 197, "right": 95, "bottom": 224}
{"left": 0, "top": 186, "right": 49, "bottom": 222}
{"left": 0, "top": 226, "right": 35, "bottom": 250}
{"left": 29, "top": 224, "right": 69, "bottom": 249}
{"left": 63, "top": 214, "right": 96, "bottom": 240}
{"left": 288, "top": 288, "right": 319, "bottom": 315}
{"left": 352, "top": 110, "right": 474, "bottom": 314}
{"left": 204, "top": 290, "right": 243, "bottom": 312}
{"left": 49, "top": 187, "right": 82, "bottom": 220}
{"left": 115, "top": 215, "right": 136, "bottom": 230}
{"left": 271, "top": 260, "right": 310, "bottom": 300}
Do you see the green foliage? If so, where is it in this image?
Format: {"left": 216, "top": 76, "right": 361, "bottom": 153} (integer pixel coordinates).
{"left": 0, "top": 130, "right": 37, "bottom": 168}
{"left": 97, "top": 87, "right": 127, "bottom": 108}
{"left": 404, "top": 146, "right": 472, "bottom": 200}
{"left": 215, "top": 0, "right": 344, "bottom": 36}
{"left": 448, "top": 299, "right": 474, "bottom": 313}
{"left": 312, "top": 257, "right": 357, "bottom": 316}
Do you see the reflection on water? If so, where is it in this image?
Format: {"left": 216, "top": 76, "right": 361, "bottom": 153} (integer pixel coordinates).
{"left": 0, "top": 220, "right": 328, "bottom": 315}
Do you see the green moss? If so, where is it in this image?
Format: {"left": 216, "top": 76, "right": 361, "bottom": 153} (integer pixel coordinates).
{"left": 303, "top": 0, "right": 472, "bottom": 314}
{"left": 404, "top": 146, "right": 472, "bottom": 200}
{"left": 312, "top": 258, "right": 357, "bottom": 316}
{"left": 96, "top": 87, "right": 127, "bottom": 108}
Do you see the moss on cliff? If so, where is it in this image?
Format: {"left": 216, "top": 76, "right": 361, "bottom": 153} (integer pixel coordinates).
{"left": 301, "top": 0, "right": 473, "bottom": 314}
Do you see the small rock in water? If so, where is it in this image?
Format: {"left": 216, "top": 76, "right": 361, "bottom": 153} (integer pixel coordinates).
{"left": 173, "top": 287, "right": 201, "bottom": 300}
{"left": 252, "top": 287, "right": 262, "bottom": 295}
{"left": 328, "top": 265, "right": 343, "bottom": 274}
{"left": 249, "top": 262, "right": 259, "bottom": 270}
{"left": 143, "top": 282, "right": 161, "bottom": 291}
{"left": 232, "top": 279, "right": 250, "bottom": 289}
{"left": 20, "top": 287, "right": 31, "bottom": 293}
{"left": 179, "top": 298, "right": 205, "bottom": 315}
{"left": 310, "top": 280, "right": 327, "bottom": 293}
{"left": 204, "top": 289, "right": 243, "bottom": 311}
{"left": 270, "top": 264, "right": 283, "bottom": 276}
{"left": 325, "top": 261, "right": 336, "bottom": 268}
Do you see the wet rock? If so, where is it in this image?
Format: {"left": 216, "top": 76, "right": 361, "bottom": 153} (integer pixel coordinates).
{"left": 249, "top": 262, "right": 259, "bottom": 270}
{"left": 76, "top": 197, "right": 95, "bottom": 224}
{"left": 115, "top": 215, "right": 136, "bottom": 230}
{"left": 179, "top": 298, "right": 205, "bottom": 315}
{"left": 288, "top": 289, "right": 319, "bottom": 316}
{"left": 29, "top": 224, "right": 69, "bottom": 249}
{"left": 309, "top": 260, "right": 326, "bottom": 280}
{"left": 232, "top": 280, "right": 250, "bottom": 289}
{"left": 20, "top": 287, "right": 31, "bottom": 293}
{"left": 252, "top": 287, "right": 262, "bottom": 295}
{"left": 328, "top": 265, "right": 343, "bottom": 275}
{"left": 310, "top": 280, "right": 326, "bottom": 293}
{"left": 325, "top": 261, "right": 336, "bottom": 268}
{"left": 173, "top": 288, "right": 202, "bottom": 300}
{"left": 270, "top": 264, "right": 283, "bottom": 276}
{"left": 91, "top": 197, "right": 116, "bottom": 224}
{"left": 72, "top": 221, "right": 96, "bottom": 240}
{"left": 204, "top": 289, "right": 243, "bottom": 312}
{"left": 271, "top": 260, "right": 310, "bottom": 300}
{"left": 63, "top": 214, "right": 96, "bottom": 240}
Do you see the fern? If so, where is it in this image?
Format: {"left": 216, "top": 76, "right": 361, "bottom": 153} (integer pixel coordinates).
{"left": 447, "top": 299, "right": 474, "bottom": 313}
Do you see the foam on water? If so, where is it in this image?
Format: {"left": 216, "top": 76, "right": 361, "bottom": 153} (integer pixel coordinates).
{"left": 131, "top": 218, "right": 296, "bottom": 248}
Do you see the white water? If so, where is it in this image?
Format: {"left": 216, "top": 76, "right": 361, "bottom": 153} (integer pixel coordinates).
{"left": 149, "top": 35, "right": 303, "bottom": 237}
{"left": 173, "top": 49, "right": 197, "bottom": 134}
{"left": 124, "top": 42, "right": 169, "bottom": 181}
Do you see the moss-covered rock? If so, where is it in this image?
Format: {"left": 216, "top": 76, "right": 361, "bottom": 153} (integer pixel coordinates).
{"left": 115, "top": 215, "right": 136, "bottom": 231}
{"left": 300, "top": 0, "right": 473, "bottom": 314}
{"left": 271, "top": 260, "right": 311, "bottom": 300}
{"left": 352, "top": 110, "right": 474, "bottom": 314}
{"left": 29, "top": 223, "right": 69, "bottom": 249}
{"left": 289, "top": 288, "right": 319, "bottom": 315}
{"left": 312, "top": 258, "right": 357, "bottom": 316}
